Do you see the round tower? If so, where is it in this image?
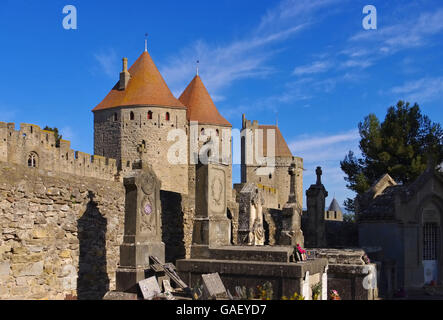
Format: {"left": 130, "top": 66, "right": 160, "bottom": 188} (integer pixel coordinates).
{"left": 178, "top": 74, "right": 233, "bottom": 199}
{"left": 92, "top": 50, "right": 189, "bottom": 194}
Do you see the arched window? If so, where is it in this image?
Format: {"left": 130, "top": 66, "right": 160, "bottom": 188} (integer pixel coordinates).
{"left": 201, "top": 128, "right": 205, "bottom": 135}
{"left": 165, "top": 112, "right": 170, "bottom": 121}
{"left": 130, "top": 111, "right": 135, "bottom": 120}
{"left": 113, "top": 113, "right": 118, "bottom": 121}
{"left": 147, "top": 111, "right": 153, "bottom": 120}
{"left": 27, "top": 152, "right": 38, "bottom": 168}
{"left": 216, "top": 129, "right": 219, "bottom": 136}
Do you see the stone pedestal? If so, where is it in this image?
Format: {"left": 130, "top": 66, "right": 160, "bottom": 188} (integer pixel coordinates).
{"left": 115, "top": 163, "right": 165, "bottom": 293}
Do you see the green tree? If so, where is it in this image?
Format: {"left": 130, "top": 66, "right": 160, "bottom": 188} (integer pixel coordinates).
{"left": 341, "top": 101, "right": 443, "bottom": 212}
{"left": 43, "top": 126, "right": 63, "bottom": 147}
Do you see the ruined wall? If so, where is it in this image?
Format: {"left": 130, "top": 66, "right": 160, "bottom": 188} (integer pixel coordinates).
{"left": 160, "top": 191, "right": 195, "bottom": 262}
{"left": 0, "top": 162, "right": 125, "bottom": 300}
{"left": 0, "top": 122, "right": 117, "bottom": 181}
{"left": 94, "top": 106, "right": 189, "bottom": 194}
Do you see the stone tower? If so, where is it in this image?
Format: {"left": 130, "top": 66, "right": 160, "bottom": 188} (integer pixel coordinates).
{"left": 325, "top": 198, "right": 343, "bottom": 221}
{"left": 178, "top": 75, "right": 233, "bottom": 201}
{"left": 92, "top": 50, "right": 189, "bottom": 194}
{"left": 240, "top": 115, "right": 303, "bottom": 209}
{"left": 304, "top": 166, "right": 328, "bottom": 248}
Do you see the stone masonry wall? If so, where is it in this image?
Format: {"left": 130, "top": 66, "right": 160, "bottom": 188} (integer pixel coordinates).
{"left": 0, "top": 162, "right": 125, "bottom": 300}
{"left": 0, "top": 122, "right": 117, "bottom": 182}
{"left": 94, "top": 106, "right": 189, "bottom": 194}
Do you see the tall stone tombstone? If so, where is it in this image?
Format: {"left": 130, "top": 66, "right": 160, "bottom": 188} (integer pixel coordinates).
{"left": 116, "top": 163, "right": 165, "bottom": 293}
{"left": 280, "top": 161, "right": 304, "bottom": 247}
{"left": 304, "top": 166, "right": 328, "bottom": 248}
{"left": 192, "top": 164, "right": 231, "bottom": 256}
{"left": 237, "top": 183, "right": 265, "bottom": 246}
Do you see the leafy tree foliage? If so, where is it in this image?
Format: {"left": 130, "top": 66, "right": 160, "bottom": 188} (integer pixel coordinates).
{"left": 341, "top": 101, "right": 443, "bottom": 212}
{"left": 43, "top": 126, "right": 62, "bottom": 147}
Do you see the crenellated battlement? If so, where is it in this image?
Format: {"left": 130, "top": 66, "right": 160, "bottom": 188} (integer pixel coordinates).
{"left": 0, "top": 122, "right": 118, "bottom": 181}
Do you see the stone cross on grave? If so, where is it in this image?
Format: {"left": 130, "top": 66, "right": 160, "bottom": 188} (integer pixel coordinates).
{"left": 115, "top": 162, "right": 165, "bottom": 293}
{"left": 280, "top": 160, "right": 304, "bottom": 247}
{"left": 288, "top": 161, "right": 297, "bottom": 203}
{"left": 316, "top": 166, "right": 322, "bottom": 185}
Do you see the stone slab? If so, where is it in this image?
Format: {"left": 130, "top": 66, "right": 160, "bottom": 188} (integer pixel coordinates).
{"left": 191, "top": 245, "right": 294, "bottom": 262}
{"left": 139, "top": 276, "right": 161, "bottom": 300}
{"left": 201, "top": 272, "right": 227, "bottom": 299}
{"left": 177, "top": 258, "right": 327, "bottom": 279}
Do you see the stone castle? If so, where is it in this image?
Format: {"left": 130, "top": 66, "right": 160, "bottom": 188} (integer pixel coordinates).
{"left": 0, "top": 48, "right": 311, "bottom": 299}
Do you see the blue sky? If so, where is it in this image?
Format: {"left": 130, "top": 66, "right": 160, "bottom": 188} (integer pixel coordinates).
{"left": 0, "top": 0, "right": 442, "bottom": 210}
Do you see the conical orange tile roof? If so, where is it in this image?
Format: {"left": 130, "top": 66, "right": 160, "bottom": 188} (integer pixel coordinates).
{"left": 258, "top": 125, "right": 293, "bottom": 158}
{"left": 92, "top": 51, "right": 185, "bottom": 111}
{"left": 179, "top": 75, "right": 231, "bottom": 127}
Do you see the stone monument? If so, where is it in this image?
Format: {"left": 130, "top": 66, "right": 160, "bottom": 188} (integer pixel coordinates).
{"left": 191, "top": 164, "right": 231, "bottom": 257}
{"left": 304, "top": 166, "right": 328, "bottom": 248}
{"left": 237, "top": 183, "right": 265, "bottom": 246}
{"left": 280, "top": 161, "right": 304, "bottom": 247}
{"left": 115, "top": 163, "right": 165, "bottom": 293}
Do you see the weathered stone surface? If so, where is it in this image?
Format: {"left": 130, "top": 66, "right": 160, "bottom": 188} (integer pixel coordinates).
{"left": 0, "top": 162, "right": 125, "bottom": 300}
{"left": 0, "top": 261, "right": 10, "bottom": 276}
{"left": 15, "top": 261, "right": 44, "bottom": 277}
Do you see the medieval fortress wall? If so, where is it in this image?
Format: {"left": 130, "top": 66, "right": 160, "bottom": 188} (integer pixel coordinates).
{"left": 0, "top": 161, "right": 125, "bottom": 300}
{"left": 0, "top": 122, "right": 118, "bottom": 181}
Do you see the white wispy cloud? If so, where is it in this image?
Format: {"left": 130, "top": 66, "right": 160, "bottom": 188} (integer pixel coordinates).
{"left": 161, "top": 0, "right": 346, "bottom": 99}
{"left": 289, "top": 129, "right": 360, "bottom": 207}
{"left": 391, "top": 77, "right": 443, "bottom": 103}
{"left": 258, "top": 0, "right": 346, "bottom": 32}
{"left": 339, "top": 59, "right": 373, "bottom": 69}
{"left": 350, "top": 8, "right": 443, "bottom": 54}
{"left": 289, "top": 129, "right": 359, "bottom": 155}
{"left": 293, "top": 61, "right": 331, "bottom": 76}
{"left": 94, "top": 49, "right": 119, "bottom": 78}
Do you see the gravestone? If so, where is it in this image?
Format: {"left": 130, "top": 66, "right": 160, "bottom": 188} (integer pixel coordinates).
{"left": 116, "top": 163, "right": 165, "bottom": 293}
{"left": 192, "top": 164, "right": 231, "bottom": 254}
{"left": 162, "top": 279, "right": 173, "bottom": 293}
{"left": 139, "top": 276, "right": 161, "bottom": 300}
{"left": 237, "top": 183, "right": 265, "bottom": 245}
{"left": 201, "top": 272, "right": 228, "bottom": 300}
{"left": 304, "top": 166, "right": 328, "bottom": 248}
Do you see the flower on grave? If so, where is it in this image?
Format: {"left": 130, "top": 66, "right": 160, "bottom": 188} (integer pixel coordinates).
{"left": 330, "top": 290, "right": 340, "bottom": 300}
{"left": 296, "top": 244, "right": 306, "bottom": 254}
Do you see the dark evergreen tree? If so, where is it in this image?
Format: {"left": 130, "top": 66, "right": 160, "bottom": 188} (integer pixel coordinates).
{"left": 341, "top": 101, "right": 443, "bottom": 212}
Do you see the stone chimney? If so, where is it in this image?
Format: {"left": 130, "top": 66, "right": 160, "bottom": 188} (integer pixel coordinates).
{"left": 119, "top": 58, "right": 130, "bottom": 90}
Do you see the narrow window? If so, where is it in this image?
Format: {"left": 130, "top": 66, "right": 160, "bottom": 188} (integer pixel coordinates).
{"left": 130, "top": 111, "right": 135, "bottom": 120}
{"left": 114, "top": 113, "right": 118, "bottom": 121}
{"left": 27, "top": 153, "right": 37, "bottom": 168}
{"left": 148, "top": 111, "right": 153, "bottom": 120}
{"left": 166, "top": 112, "right": 170, "bottom": 121}
{"left": 216, "top": 129, "right": 219, "bottom": 136}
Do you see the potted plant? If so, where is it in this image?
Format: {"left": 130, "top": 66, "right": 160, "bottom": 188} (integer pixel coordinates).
{"left": 312, "top": 282, "right": 322, "bottom": 300}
